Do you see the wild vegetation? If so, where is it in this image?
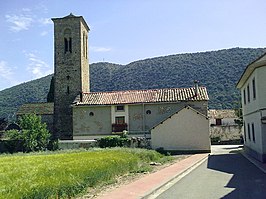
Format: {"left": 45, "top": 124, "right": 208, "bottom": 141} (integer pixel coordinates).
{"left": 0, "top": 148, "right": 171, "bottom": 198}
{"left": 0, "top": 47, "right": 265, "bottom": 119}
{"left": 2, "top": 114, "right": 54, "bottom": 153}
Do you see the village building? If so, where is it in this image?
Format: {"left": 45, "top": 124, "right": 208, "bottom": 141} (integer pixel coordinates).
{"left": 208, "top": 109, "right": 242, "bottom": 143}
{"left": 17, "top": 14, "right": 211, "bottom": 152}
{"left": 237, "top": 53, "right": 266, "bottom": 163}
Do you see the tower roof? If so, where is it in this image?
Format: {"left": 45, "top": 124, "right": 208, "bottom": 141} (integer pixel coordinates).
{"left": 51, "top": 13, "right": 90, "bottom": 31}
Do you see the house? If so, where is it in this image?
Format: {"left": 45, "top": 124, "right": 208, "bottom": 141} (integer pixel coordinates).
{"left": 208, "top": 109, "right": 238, "bottom": 126}
{"left": 72, "top": 87, "right": 209, "bottom": 141}
{"left": 151, "top": 106, "right": 210, "bottom": 152}
{"left": 236, "top": 53, "right": 266, "bottom": 163}
{"left": 16, "top": 103, "right": 54, "bottom": 132}
{"left": 208, "top": 109, "right": 242, "bottom": 143}
{"left": 17, "top": 14, "right": 211, "bottom": 152}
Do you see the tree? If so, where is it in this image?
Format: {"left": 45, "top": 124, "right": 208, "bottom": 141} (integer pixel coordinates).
{"left": 17, "top": 114, "right": 51, "bottom": 152}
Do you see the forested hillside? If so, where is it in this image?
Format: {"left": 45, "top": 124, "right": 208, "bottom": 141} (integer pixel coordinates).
{"left": 0, "top": 47, "right": 265, "bottom": 119}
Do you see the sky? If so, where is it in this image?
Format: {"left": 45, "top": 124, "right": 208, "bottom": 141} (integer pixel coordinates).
{"left": 1, "top": 0, "right": 266, "bottom": 91}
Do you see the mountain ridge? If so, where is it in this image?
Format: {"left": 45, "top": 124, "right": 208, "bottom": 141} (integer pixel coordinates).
{"left": 1, "top": 47, "right": 265, "bottom": 120}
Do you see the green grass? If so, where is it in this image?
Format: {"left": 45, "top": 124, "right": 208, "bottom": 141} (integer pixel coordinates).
{"left": 0, "top": 148, "right": 170, "bottom": 198}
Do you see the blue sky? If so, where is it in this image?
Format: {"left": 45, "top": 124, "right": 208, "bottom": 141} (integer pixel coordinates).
{"left": 1, "top": 0, "right": 266, "bottom": 91}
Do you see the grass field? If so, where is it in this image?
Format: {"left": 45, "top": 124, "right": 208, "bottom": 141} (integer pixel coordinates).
{"left": 0, "top": 148, "right": 170, "bottom": 198}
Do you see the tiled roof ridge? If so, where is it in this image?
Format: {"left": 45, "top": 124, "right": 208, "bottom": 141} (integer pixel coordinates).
{"left": 82, "top": 86, "right": 207, "bottom": 94}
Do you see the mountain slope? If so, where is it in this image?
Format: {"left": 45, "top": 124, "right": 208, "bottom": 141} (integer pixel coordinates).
{"left": 1, "top": 47, "right": 266, "bottom": 119}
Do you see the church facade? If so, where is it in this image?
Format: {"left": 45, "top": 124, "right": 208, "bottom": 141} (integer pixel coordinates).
{"left": 17, "top": 14, "right": 210, "bottom": 152}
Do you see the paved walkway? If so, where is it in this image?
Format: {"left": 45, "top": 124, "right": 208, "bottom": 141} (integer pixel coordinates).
{"left": 96, "top": 153, "right": 209, "bottom": 199}
{"left": 153, "top": 145, "right": 266, "bottom": 199}
{"left": 95, "top": 145, "right": 266, "bottom": 199}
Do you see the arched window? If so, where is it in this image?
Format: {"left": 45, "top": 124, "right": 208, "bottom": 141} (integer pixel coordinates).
{"left": 64, "top": 28, "right": 72, "bottom": 53}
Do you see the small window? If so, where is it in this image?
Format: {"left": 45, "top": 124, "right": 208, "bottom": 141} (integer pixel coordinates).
{"left": 252, "top": 123, "right": 255, "bottom": 142}
{"left": 216, "top": 118, "right": 222, "bottom": 126}
{"left": 69, "top": 37, "right": 72, "bottom": 53}
{"left": 89, "top": 112, "right": 94, "bottom": 116}
{"left": 243, "top": 122, "right": 246, "bottom": 142}
{"left": 247, "top": 84, "right": 250, "bottom": 103}
{"left": 243, "top": 89, "right": 246, "bottom": 105}
{"left": 146, "top": 110, "right": 151, "bottom": 114}
{"left": 67, "top": 86, "right": 70, "bottom": 94}
{"left": 247, "top": 123, "right": 251, "bottom": 140}
{"left": 115, "top": 116, "right": 125, "bottom": 124}
{"left": 64, "top": 38, "right": 68, "bottom": 53}
{"left": 252, "top": 78, "right": 256, "bottom": 100}
{"left": 66, "top": 75, "right": 70, "bottom": 80}
{"left": 116, "top": 105, "right": 124, "bottom": 111}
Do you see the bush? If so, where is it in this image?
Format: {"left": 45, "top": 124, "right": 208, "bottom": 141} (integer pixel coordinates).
{"left": 98, "top": 136, "right": 130, "bottom": 148}
{"left": 4, "top": 114, "right": 51, "bottom": 152}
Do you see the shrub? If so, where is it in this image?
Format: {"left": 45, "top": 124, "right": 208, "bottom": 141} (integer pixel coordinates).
{"left": 4, "top": 114, "right": 51, "bottom": 152}
{"left": 98, "top": 136, "right": 130, "bottom": 148}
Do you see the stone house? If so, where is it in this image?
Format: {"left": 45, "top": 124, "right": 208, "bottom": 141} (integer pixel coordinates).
{"left": 16, "top": 103, "right": 54, "bottom": 132}
{"left": 208, "top": 109, "right": 242, "bottom": 142}
{"left": 237, "top": 53, "right": 266, "bottom": 163}
{"left": 17, "top": 14, "right": 211, "bottom": 152}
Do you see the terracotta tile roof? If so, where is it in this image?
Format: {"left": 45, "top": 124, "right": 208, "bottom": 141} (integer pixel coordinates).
{"left": 16, "top": 103, "right": 54, "bottom": 115}
{"left": 208, "top": 109, "right": 237, "bottom": 119}
{"left": 75, "top": 87, "right": 208, "bottom": 106}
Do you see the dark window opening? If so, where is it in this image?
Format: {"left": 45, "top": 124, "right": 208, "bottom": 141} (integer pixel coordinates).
{"left": 146, "top": 110, "right": 151, "bottom": 114}
{"left": 252, "top": 123, "right": 255, "bottom": 142}
{"left": 64, "top": 37, "right": 72, "bottom": 53}
{"left": 69, "top": 37, "right": 72, "bottom": 53}
{"left": 247, "top": 123, "right": 251, "bottom": 140}
{"left": 115, "top": 116, "right": 125, "bottom": 124}
{"left": 216, "top": 118, "right": 222, "bottom": 126}
{"left": 116, "top": 105, "right": 125, "bottom": 111}
{"left": 89, "top": 112, "right": 94, "bottom": 116}
{"left": 247, "top": 84, "right": 250, "bottom": 103}
{"left": 66, "top": 75, "right": 70, "bottom": 80}
{"left": 243, "top": 89, "right": 246, "bottom": 105}
{"left": 67, "top": 86, "right": 70, "bottom": 94}
{"left": 243, "top": 122, "right": 246, "bottom": 142}
{"left": 252, "top": 78, "right": 256, "bottom": 99}
{"left": 64, "top": 38, "right": 68, "bottom": 53}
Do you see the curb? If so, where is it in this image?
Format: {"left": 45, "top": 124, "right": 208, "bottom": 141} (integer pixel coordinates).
{"left": 241, "top": 151, "right": 266, "bottom": 174}
{"left": 142, "top": 153, "right": 209, "bottom": 199}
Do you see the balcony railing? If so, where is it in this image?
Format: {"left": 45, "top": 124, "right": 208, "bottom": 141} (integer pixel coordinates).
{"left": 112, "top": 123, "right": 128, "bottom": 132}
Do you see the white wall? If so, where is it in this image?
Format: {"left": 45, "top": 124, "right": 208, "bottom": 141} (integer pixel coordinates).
{"left": 241, "top": 66, "right": 266, "bottom": 157}
{"left": 151, "top": 107, "right": 210, "bottom": 151}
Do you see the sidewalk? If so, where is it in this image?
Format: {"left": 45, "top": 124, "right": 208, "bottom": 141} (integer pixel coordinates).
{"left": 96, "top": 153, "right": 209, "bottom": 199}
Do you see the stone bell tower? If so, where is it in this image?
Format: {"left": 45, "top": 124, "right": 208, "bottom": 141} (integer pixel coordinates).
{"left": 52, "top": 14, "right": 90, "bottom": 139}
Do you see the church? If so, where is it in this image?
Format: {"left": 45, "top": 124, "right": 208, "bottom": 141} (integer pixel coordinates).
{"left": 17, "top": 14, "right": 210, "bottom": 152}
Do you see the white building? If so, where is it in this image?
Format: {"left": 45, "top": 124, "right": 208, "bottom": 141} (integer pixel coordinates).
{"left": 236, "top": 53, "right": 266, "bottom": 163}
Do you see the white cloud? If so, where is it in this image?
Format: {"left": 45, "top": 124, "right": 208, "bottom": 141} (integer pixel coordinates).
{"left": 0, "top": 61, "right": 13, "bottom": 78}
{"left": 25, "top": 53, "right": 53, "bottom": 78}
{"left": 0, "top": 61, "right": 18, "bottom": 89}
{"left": 39, "top": 18, "right": 52, "bottom": 25}
{"left": 90, "top": 46, "right": 112, "bottom": 52}
{"left": 40, "top": 31, "right": 48, "bottom": 36}
{"left": 5, "top": 14, "right": 33, "bottom": 32}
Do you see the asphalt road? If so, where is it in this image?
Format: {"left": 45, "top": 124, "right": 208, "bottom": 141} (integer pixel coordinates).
{"left": 153, "top": 145, "right": 266, "bottom": 199}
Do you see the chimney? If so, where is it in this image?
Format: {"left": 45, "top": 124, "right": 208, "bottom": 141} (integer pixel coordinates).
{"left": 80, "top": 92, "right": 83, "bottom": 102}
{"left": 194, "top": 80, "right": 199, "bottom": 97}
